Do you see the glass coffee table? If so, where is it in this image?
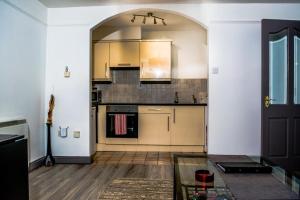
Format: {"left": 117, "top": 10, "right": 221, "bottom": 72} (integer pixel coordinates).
{"left": 174, "top": 154, "right": 235, "bottom": 200}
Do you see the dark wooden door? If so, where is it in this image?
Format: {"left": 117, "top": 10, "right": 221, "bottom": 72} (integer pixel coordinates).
{"left": 262, "top": 19, "right": 300, "bottom": 173}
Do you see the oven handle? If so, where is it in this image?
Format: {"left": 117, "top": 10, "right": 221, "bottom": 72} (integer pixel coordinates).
{"left": 107, "top": 113, "right": 137, "bottom": 117}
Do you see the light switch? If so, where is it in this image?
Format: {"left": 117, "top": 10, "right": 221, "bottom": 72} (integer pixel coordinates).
{"left": 73, "top": 131, "right": 80, "bottom": 138}
{"left": 212, "top": 67, "right": 219, "bottom": 74}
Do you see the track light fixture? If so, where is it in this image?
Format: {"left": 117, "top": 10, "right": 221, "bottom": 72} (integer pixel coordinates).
{"left": 130, "top": 12, "right": 167, "bottom": 26}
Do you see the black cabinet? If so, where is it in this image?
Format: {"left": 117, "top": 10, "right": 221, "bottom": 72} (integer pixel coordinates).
{"left": 0, "top": 135, "right": 29, "bottom": 200}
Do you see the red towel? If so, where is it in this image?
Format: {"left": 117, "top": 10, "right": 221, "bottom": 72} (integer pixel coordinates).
{"left": 114, "top": 114, "right": 127, "bottom": 135}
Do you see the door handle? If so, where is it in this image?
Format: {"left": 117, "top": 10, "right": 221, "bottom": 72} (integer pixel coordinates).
{"left": 264, "top": 96, "right": 276, "bottom": 108}
{"left": 264, "top": 96, "right": 270, "bottom": 108}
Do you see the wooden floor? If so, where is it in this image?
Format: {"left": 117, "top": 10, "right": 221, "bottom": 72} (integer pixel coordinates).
{"left": 29, "top": 152, "right": 187, "bottom": 200}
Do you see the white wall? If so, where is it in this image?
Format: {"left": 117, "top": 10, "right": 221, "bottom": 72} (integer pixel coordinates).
{"left": 45, "top": 25, "right": 90, "bottom": 156}
{"left": 46, "top": 4, "right": 300, "bottom": 157}
{"left": 0, "top": 0, "right": 47, "bottom": 162}
{"left": 208, "top": 22, "right": 261, "bottom": 155}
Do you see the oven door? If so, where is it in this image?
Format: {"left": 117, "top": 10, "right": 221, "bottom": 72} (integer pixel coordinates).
{"left": 106, "top": 112, "right": 138, "bottom": 138}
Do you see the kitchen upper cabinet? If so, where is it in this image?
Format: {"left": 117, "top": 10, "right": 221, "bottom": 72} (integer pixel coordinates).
{"left": 93, "top": 42, "right": 110, "bottom": 81}
{"left": 171, "top": 106, "right": 205, "bottom": 145}
{"left": 138, "top": 106, "right": 172, "bottom": 145}
{"left": 109, "top": 41, "right": 140, "bottom": 67}
{"left": 140, "top": 41, "right": 171, "bottom": 81}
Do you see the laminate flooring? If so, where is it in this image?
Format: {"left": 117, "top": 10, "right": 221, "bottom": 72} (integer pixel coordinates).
{"left": 30, "top": 152, "right": 299, "bottom": 200}
{"left": 29, "top": 152, "right": 193, "bottom": 200}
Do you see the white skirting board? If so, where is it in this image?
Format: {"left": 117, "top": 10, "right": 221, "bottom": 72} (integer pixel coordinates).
{"left": 97, "top": 144, "right": 205, "bottom": 152}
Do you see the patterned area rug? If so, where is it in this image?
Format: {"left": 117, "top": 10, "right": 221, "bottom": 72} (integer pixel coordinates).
{"left": 99, "top": 178, "right": 173, "bottom": 200}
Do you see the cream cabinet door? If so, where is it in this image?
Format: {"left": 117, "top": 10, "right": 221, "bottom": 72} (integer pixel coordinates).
{"left": 110, "top": 41, "right": 140, "bottom": 67}
{"left": 138, "top": 106, "right": 172, "bottom": 145}
{"left": 171, "top": 106, "right": 205, "bottom": 145}
{"left": 98, "top": 105, "right": 106, "bottom": 144}
{"left": 140, "top": 41, "right": 171, "bottom": 81}
{"left": 93, "top": 43, "right": 110, "bottom": 80}
{"left": 138, "top": 113, "right": 171, "bottom": 145}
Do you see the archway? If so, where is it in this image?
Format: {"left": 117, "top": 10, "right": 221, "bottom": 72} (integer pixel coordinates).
{"left": 89, "top": 8, "right": 209, "bottom": 154}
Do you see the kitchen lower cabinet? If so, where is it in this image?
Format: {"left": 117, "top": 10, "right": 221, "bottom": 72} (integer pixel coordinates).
{"left": 171, "top": 106, "right": 205, "bottom": 145}
{"left": 138, "top": 106, "right": 171, "bottom": 145}
{"left": 138, "top": 106, "right": 205, "bottom": 146}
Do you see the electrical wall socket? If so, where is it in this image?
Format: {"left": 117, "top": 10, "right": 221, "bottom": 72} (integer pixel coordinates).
{"left": 73, "top": 131, "right": 80, "bottom": 138}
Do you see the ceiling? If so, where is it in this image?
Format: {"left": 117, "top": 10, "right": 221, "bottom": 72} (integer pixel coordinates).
{"left": 39, "top": 0, "right": 300, "bottom": 8}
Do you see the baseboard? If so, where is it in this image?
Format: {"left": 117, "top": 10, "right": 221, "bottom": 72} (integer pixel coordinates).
{"left": 54, "top": 155, "right": 93, "bottom": 164}
{"left": 29, "top": 156, "right": 45, "bottom": 171}
{"left": 97, "top": 144, "right": 205, "bottom": 152}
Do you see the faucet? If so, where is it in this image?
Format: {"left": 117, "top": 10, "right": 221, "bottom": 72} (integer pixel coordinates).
{"left": 192, "top": 94, "right": 197, "bottom": 104}
{"left": 174, "top": 91, "right": 179, "bottom": 104}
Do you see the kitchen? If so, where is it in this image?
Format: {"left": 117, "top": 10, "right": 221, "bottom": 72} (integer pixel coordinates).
{"left": 90, "top": 10, "right": 208, "bottom": 153}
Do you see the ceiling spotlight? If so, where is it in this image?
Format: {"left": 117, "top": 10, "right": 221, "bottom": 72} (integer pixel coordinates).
{"left": 154, "top": 17, "right": 157, "bottom": 25}
{"left": 131, "top": 16, "right": 135, "bottom": 23}
{"left": 143, "top": 16, "right": 146, "bottom": 24}
{"left": 162, "top": 19, "right": 167, "bottom": 26}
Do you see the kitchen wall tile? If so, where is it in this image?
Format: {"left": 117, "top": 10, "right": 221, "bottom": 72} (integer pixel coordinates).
{"left": 94, "top": 70, "right": 207, "bottom": 104}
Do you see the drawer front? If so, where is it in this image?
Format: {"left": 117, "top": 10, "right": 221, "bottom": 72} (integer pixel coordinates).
{"left": 138, "top": 106, "right": 172, "bottom": 114}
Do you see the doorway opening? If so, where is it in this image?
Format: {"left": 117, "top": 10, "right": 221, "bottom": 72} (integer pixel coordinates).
{"left": 89, "top": 9, "right": 208, "bottom": 154}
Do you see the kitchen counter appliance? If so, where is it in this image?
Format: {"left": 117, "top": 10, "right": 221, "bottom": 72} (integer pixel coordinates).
{"left": 106, "top": 105, "right": 138, "bottom": 138}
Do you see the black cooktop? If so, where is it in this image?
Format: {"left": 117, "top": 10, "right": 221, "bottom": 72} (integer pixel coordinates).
{"left": 0, "top": 134, "right": 24, "bottom": 145}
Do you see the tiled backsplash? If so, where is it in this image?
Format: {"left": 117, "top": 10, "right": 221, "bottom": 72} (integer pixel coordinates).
{"left": 94, "top": 70, "right": 207, "bottom": 104}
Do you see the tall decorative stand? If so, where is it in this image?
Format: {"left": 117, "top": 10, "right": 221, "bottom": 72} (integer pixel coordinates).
{"left": 44, "top": 94, "right": 55, "bottom": 166}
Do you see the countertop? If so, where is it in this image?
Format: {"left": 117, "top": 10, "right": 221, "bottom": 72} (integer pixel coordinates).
{"left": 98, "top": 102, "right": 207, "bottom": 106}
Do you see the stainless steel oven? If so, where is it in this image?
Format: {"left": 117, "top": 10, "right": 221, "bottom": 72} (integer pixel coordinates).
{"left": 106, "top": 105, "right": 138, "bottom": 138}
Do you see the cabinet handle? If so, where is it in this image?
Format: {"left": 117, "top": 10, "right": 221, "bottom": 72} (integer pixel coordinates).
{"left": 148, "top": 108, "right": 161, "bottom": 111}
{"left": 105, "top": 63, "right": 108, "bottom": 78}
{"left": 173, "top": 108, "right": 176, "bottom": 123}
{"left": 118, "top": 63, "right": 131, "bottom": 66}
{"left": 167, "top": 116, "right": 170, "bottom": 132}
{"left": 141, "top": 63, "right": 144, "bottom": 77}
